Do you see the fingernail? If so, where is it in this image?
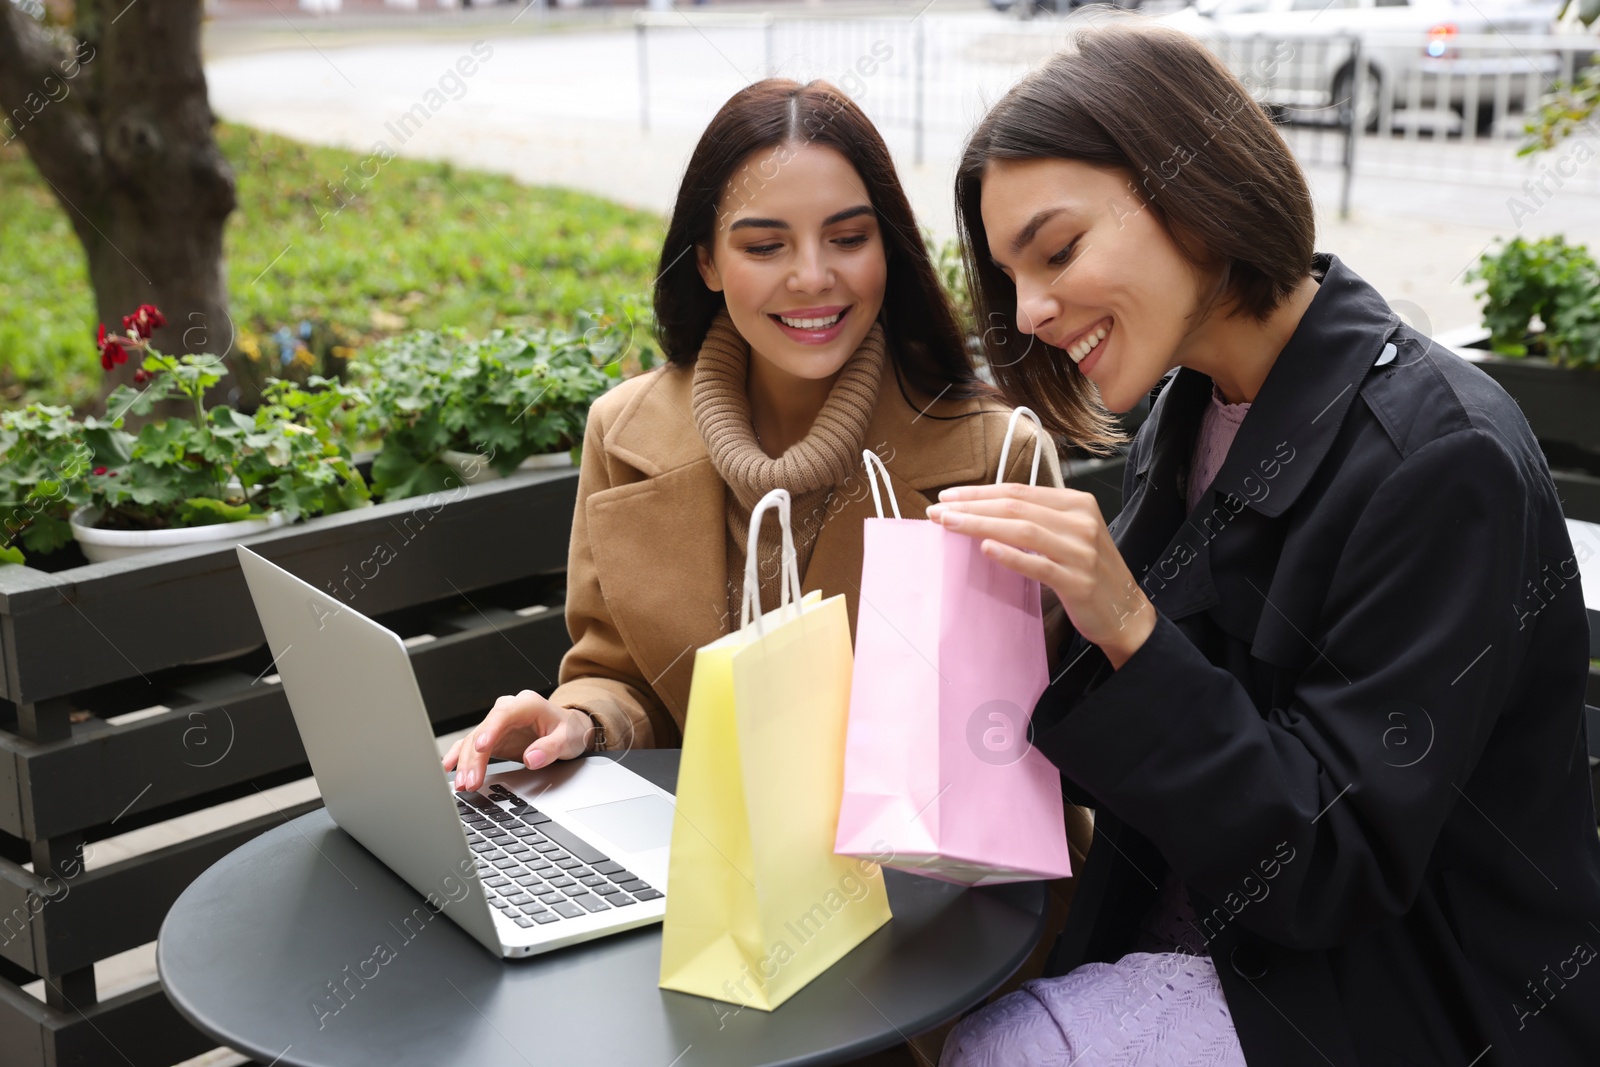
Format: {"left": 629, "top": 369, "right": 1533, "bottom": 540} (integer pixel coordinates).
{"left": 526, "top": 748, "right": 546, "bottom": 769}
{"left": 474, "top": 731, "right": 490, "bottom": 751}
{"left": 462, "top": 770, "right": 476, "bottom": 790}
{"left": 926, "top": 504, "right": 944, "bottom": 520}
{"left": 940, "top": 487, "right": 965, "bottom": 501}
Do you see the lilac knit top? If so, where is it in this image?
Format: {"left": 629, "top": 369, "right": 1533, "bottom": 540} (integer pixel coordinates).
{"left": 1186, "top": 382, "right": 1253, "bottom": 513}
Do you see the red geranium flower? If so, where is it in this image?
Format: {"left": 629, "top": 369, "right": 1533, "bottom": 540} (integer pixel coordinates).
{"left": 96, "top": 323, "right": 129, "bottom": 371}
{"left": 92, "top": 466, "right": 108, "bottom": 475}
{"left": 133, "top": 367, "right": 151, "bottom": 384}
{"left": 122, "top": 304, "right": 166, "bottom": 342}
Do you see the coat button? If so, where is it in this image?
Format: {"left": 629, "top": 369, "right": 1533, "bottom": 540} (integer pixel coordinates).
{"left": 1231, "top": 944, "right": 1269, "bottom": 980}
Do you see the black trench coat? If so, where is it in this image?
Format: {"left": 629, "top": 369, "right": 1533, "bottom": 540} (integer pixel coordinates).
{"left": 1033, "top": 253, "right": 1600, "bottom": 1066}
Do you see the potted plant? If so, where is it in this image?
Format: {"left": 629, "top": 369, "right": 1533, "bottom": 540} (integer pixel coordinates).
{"left": 349, "top": 312, "right": 633, "bottom": 501}
{"left": 68, "top": 305, "right": 372, "bottom": 563}
{"left": 0, "top": 404, "right": 103, "bottom": 565}
{"left": 1444, "top": 236, "right": 1600, "bottom": 457}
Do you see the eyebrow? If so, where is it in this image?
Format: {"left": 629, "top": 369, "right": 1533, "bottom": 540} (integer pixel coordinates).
{"left": 1006, "top": 207, "right": 1065, "bottom": 257}
{"left": 728, "top": 204, "right": 876, "bottom": 232}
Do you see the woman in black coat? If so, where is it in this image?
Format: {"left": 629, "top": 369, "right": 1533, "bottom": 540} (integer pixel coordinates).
{"left": 925, "top": 18, "right": 1600, "bottom": 1066}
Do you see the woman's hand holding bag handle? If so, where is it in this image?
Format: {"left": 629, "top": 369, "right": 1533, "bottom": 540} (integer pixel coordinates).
{"left": 928, "top": 406, "right": 1154, "bottom": 669}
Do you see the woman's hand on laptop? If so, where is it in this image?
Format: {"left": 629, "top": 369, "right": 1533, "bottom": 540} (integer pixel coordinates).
{"left": 442, "top": 690, "right": 595, "bottom": 792}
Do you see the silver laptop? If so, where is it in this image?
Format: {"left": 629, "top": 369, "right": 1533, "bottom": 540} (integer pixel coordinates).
{"left": 235, "top": 545, "right": 674, "bottom": 958}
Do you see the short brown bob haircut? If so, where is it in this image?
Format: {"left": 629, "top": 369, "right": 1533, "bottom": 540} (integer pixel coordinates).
{"left": 956, "top": 16, "right": 1317, "bottom": 448}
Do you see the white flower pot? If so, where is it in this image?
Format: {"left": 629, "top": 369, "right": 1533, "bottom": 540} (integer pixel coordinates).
{"left": 71, "top": 506, "right": 290, "bottom": 564}
{"left": 439, "top": 448, "right": 574, "bottom": 485}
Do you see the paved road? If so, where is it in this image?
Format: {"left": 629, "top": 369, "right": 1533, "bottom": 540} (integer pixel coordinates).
{"left": 202, "top": 5, "right": 1600, "bottom": 335}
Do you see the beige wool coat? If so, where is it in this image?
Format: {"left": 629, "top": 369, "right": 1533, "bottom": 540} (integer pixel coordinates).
{"left": 548, "top": 356, "right": 1068, "bottom": 751}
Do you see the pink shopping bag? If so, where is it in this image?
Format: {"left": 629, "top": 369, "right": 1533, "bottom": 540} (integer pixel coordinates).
{"left": 834, "top": 408, "right": 1073, "bottom": 886}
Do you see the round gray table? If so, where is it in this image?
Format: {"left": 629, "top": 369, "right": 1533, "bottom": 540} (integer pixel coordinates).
{"left": 158, "top": 750, "right": 1048, "bottom": 1067}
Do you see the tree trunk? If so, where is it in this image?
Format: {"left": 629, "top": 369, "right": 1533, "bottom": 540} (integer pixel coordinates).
{"left": 0, "top": 0, "right": 240, "bottom": 421}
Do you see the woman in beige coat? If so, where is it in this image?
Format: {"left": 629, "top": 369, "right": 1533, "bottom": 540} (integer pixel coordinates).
{"left": 446, "top": 78, "right": 1114, "bottom": 783}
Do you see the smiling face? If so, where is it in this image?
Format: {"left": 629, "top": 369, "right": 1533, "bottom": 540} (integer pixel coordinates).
{"left": 695, "top": 142, "right": 888, "bottom": 385}
{"left": 980, "top": 156, "right": 1220, "bottom": 413}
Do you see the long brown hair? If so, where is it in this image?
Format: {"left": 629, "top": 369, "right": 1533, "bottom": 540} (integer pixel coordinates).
{"left": 956, "top": 16, "right": 1315, "bottom": 447}
{"left": 655, "top": 78, "right": 986, "bottom": 405}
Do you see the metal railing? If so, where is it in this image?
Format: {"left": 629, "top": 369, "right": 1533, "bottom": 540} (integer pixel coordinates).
{"left": 1346, "top": 30, "right": 1596, "bottom": 192}
{"left": 633, "top": 12, "right": 1598, "bottom": 210}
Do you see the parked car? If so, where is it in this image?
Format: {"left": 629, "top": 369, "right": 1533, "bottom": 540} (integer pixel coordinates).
{"left": 990, "top": 0, "right": 1142, "bottom": 16}
{"left": 1160, "top": 0, "right": 1563, "bottom": 132}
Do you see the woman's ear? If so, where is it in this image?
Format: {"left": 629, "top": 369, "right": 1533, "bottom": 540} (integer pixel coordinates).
{"left": 695, "top": 243, "right": 724, "bottom": 293}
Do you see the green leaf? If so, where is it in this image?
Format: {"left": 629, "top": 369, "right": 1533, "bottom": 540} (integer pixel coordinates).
{"left": 83, "top": 423, "right": 134, "bottom": 466}
{"left": 105, "top": 383, "right": 158, "bottom": 420}
{"left": 176, "top": 497, "right": 257, "bottom": 527}
{"left": 336, "top": 478, "right": 372, "bottom": 511}
{"left": 119, "top": 461, "right": 193, "bottom": 507}
{"left": 134, "top": 419, "right": 201, "bottom": 467}
{"left": 369, "top": 442, "right": 422, "bottom": 498}
{"left": 370, "top": 443, "right": 455, "bottom": 500}
{"left": 0, "top": 544, "right": 24, "bottom": 566}
{"left": 21, "top": 515, "right": 74, "bottom": 554}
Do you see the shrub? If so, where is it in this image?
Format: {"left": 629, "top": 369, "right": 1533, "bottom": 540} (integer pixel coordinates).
{"left": 350, "top": 311, "right": 649, "bottom": 501}
{"left": 1467, "top": 236, "right": 1600, "bottom": 369}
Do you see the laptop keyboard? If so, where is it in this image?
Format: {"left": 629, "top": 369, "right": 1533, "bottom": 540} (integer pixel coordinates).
{"left": 457, "top": 782, "right": 663, "bottom": 930}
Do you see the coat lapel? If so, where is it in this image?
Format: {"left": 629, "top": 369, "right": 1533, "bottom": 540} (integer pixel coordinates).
{"left": 582, "top": 367, "right": 729, "bottom": 723}
{"left": 1118, "top": 367, "right": 1220, "bottom": 623}
{"left": 1205, "top": 253, "right": 1401, "bottom": 519}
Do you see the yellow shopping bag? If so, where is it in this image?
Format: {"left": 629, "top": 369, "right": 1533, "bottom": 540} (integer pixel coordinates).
{"left": 659, "top": 489, "right": 893, "bottom": 1011}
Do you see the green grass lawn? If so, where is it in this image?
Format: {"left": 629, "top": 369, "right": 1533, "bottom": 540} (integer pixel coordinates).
{"left": 0, "top": 122, "right": 665, "bottom": 410}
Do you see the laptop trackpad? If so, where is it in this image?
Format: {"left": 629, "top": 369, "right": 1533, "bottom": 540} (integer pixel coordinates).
{"left": 566, "top": 794, "right": 675, "bottom": 853}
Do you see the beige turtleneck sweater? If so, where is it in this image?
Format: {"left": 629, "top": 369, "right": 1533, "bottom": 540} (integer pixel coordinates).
{"left": 690, "top": 309, "right": 885, "bottom": 627}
